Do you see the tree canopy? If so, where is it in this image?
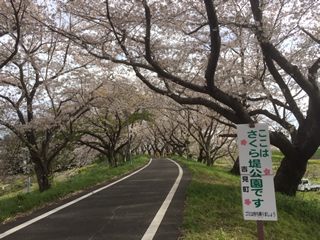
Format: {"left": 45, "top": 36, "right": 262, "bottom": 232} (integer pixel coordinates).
{"left": 51, "top": 0, "right": 320, "bottom": 196}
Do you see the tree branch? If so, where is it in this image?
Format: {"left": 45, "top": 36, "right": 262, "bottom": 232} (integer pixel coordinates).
{"left": 203, "top": 0, "right": 221, "bottom": 93}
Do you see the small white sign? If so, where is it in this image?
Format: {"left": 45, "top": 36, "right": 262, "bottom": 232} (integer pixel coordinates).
{"left": 237, "top": 123, "right": 277, "bottom": 221}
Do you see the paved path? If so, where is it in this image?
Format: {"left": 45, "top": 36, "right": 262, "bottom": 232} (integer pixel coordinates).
{"left": 0, "top": 158, "right": 191, "bottom": 240}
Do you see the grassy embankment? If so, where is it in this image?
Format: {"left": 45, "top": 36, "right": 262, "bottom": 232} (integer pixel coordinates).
{"left": 0, "top": 155, "right": 149, "bottom": 224}
{"left": 173, "top": 150, "right": 320, "bottom": 240}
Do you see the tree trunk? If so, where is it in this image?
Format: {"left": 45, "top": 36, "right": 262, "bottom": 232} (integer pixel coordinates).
{"left": 274, "top": 156, "right": 308, "bottom": 196}
{"left": 176, "top": 148, "right": 183, "bottom": 157}
{"left": 197, "top": 148, "right": 204, "bottom": 163}
{"left": 230, "top": 156, "right": 240, "bottom": 175}
{"left": 107, "top": 152, "right": 118, "bottom": 167}
{"left": 33, "top": 157, "right": 51, "bottom": 192}
{"left": 205, "top": 153, "right": 211, "bottom": 166}
{"left": 273, "top": 116, "right": 320, "bottom": 196}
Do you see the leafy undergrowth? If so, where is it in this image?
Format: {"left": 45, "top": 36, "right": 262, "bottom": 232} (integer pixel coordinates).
{"left": 0, "top": 156, "right": 149, "bottom": 224}
{"left": 173, "top": 157, "right": 320, "bottom": 240}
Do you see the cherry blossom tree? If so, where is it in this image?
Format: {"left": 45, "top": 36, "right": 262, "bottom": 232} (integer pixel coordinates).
{"left": 77, "top": 79, "right": 154, "bottom": 167}
{"left": 182, "top": 109, "right": 232, "bottom": 166}
{"left": 0, "top": 2, "right": 104, "bottom": 192}
{"left": 153, "top": 113, "right": 190, "bottom": 157}
{"left": 136, "top": 95, "right": 191, "bottom": 157}
{"left": 49, "top": 0, "right": 319, "bottom": 196}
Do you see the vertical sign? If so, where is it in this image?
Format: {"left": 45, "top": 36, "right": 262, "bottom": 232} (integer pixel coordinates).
{"left": 237, "top": 123, "right": 277, "bottom": 221}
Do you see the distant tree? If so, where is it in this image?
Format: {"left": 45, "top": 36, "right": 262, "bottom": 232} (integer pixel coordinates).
{"left": 174, "top": 107, "right": 231, "bottom": 166}
{"left": 78, "top": 81, "right": 154, "bottom": 167}
{"left": 154, "top": 115, "right": 189, "bottom": 157}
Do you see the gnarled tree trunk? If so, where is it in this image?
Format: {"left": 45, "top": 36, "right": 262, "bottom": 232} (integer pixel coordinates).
{"left": 33, "top": 156, "right": 52, "bottom": 192}
{"left": 107, "top": 151, "right": 118, "bottom": 167}
{"left": 274, "top": 156, "right": 307, "bottom": 196}
{"left": 272, "top": 115, "right": 320, "bottom": 196}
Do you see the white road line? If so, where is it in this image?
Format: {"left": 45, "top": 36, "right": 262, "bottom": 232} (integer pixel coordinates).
{"left": 141, "top": 158, "right": 183, "bottom": 240}
{"left": 0, "top": 159, "right": 153, "bottom": 239}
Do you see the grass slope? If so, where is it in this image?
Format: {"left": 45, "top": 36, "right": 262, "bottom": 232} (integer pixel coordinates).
{"left": 174, "top": 157, "right": 320, "bottom": 240}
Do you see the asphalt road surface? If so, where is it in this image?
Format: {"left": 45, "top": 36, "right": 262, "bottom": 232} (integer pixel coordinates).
{"left": 0, "top": 158, "right": 191, "bottom": 240}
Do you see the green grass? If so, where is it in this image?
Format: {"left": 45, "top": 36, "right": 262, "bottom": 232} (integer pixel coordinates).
{"left": 271, "top": 149, "right": 284, "bottom": 163}
{"left": 0, "top": 155, "right": 149, "bottom": 224}
{"left": 173, "top": 157, "right": 320, "bottom": 240}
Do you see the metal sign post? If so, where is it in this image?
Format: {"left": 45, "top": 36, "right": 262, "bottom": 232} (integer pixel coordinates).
{"left": 27, "top": 148, "right": 30, "bottom": 193}
{"left": 126, "top": 109, "right": 132, "bottom": 165}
